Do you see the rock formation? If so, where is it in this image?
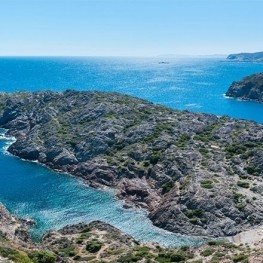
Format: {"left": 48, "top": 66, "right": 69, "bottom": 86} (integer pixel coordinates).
{"left": 227, "top": 51, "right": 263, "bottom": 62}
{"left": 226, "top": 72, "right": 263, "bottom": 102}
{"left": 0, "top": 91, "right": 263, "bottom": 238}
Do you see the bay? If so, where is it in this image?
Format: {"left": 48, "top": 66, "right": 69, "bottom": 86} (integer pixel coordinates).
{"left": 0, "top": 132, "right": 201, "bottom": 247}
{"left": 0, "top": 56, "right": 262, "bottom": 246}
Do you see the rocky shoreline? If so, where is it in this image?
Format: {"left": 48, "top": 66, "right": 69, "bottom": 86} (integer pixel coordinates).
{"left": 227, "top": 51, "right": 263, "bottom": 62}
{"left": 0, "top": 90, "right": 263, "bottom": 238}
{"left": 226, "top": 72, "right": 263, "bottom": 102}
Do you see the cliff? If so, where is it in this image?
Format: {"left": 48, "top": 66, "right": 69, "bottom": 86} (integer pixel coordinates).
{"left": 226, "top": 72, "right": 263, "bottom": 102}
{"left": 227, "top": 51, "right": 263, "bottom": 62}
{"left": 0, "top": 91, "right": 263, "bottom": 238}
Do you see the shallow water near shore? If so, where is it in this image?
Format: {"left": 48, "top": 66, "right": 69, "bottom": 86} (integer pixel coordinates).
{"left": 0, "top": 131, "right": 203, "bottom": 247}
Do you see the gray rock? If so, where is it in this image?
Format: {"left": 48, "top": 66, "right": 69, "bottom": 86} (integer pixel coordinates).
{"left": 1, "top": 90, "right": 263, "bottom": 237}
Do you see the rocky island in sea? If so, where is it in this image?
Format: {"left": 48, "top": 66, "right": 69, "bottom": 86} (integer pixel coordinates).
{"left": 226, "top": 72, "right": 263, "bottom": 102}
{"left": 0, "top": 90, "right": 263, "bottom": 262}
{"left": 227, "top": 51, "right": 263, "bottom": 62}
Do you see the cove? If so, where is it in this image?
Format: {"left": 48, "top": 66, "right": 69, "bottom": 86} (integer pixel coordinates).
{"left": 0, "top": 130, "right": 202, "bottom": 247}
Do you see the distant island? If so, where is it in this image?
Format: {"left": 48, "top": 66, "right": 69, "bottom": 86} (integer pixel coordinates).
{"left": 226, "top": 72, "right": 263, "bottom": 102}
{"left": 227, "top": 51, "right": 263, "bottom": 62}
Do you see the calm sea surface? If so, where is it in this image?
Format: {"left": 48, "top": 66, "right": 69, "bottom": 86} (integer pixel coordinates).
{"left": 0, "top": 57, "right": 262, "bottom": 246}
{"left": 1, "top": 56, "right": 263, "bottom": 122}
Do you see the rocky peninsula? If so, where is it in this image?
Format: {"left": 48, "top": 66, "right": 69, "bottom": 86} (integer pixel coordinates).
{"left": 226, "top": 72, "right": 263, "bottom": 102}
{"left": 227, "top": 51, "right": 263, "bottom": 62}
{"left": 0, "top": 90, "right": 263, "bottom": 240}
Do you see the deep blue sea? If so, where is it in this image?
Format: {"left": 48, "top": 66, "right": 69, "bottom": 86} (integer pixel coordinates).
{"left": 0, "top": 57, "right": 263, "bottom": 246}
{"left": 1, "top": 56, "right": 263, "bottom": 122}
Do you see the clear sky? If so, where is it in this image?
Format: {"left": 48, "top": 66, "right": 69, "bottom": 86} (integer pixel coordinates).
{"left": 1, "top": 0, "right": 263, "bottom": 56}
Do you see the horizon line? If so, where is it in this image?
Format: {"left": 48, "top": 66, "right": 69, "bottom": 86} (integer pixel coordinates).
{"left": 0, "top": 54, "right": 228, "bottom": 58}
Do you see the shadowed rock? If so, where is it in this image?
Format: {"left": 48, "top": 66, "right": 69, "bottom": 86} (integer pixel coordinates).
{"left": 226, "top": 72, "right": 263, "bottom": 102}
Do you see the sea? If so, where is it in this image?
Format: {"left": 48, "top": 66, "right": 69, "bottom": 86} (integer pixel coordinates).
{"left": 0, "top": 56, "right": 262, "bottom": 247}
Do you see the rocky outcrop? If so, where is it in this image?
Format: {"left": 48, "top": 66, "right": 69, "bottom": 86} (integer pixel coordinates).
{"left": 226, "top": 72, "right": 263, "bottom": 102}
{"left": 41, "top": 220, "right": 263, "bottom": 263}
{"left": 1, "top": 91, "right": 263, "bottom": 238}
{"left": 227, "top": 51, "right": 263, "bottom": 62}
{"left": 0, "top": 203, "right": 33, "bottom": 245}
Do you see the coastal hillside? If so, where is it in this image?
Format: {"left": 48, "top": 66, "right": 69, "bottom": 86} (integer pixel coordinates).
{"left": 1, "top": 204, "right": 263, "bottom": 263}
{"left": 227, "top": 51, "right": 263, "bottom": 62}
{"left": 1, "top": 91, "right": 263, "bottom": 238}
{"left": 226, "top": 72, "right": 263, "bottom": 102}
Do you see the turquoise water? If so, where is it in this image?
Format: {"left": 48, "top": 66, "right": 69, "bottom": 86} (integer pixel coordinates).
{"left": 0, "top": 57, "right": 263, "bottom": 246}
{"left": 0, "top": 132, "right": 201, "bottom": 246}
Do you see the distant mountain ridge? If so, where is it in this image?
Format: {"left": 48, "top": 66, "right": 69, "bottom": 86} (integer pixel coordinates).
{"left": 227, "top": 51, "right": 263, "bottom": 62}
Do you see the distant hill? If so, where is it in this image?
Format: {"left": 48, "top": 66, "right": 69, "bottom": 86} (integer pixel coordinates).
{"left": 226, "top": 72, "right": 263, "bottom": 102}
{"left": 227, "top": 51, "right": 263, "bottom": 62}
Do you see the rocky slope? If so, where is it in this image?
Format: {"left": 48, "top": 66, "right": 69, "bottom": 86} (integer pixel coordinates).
{"left": 33, "top": 221, "right": 263, "bottom": 263}
{"left": 227, "top": 51, "right": 263, "bottom": 62}
{"left": 226, "top": 72, "right": 263, "bottom": 102}
{"left": 0, "top": 203, "right": 33, "bottom": 246}
{"left": 1, "top": 91, "right": 263, "bottom": 238}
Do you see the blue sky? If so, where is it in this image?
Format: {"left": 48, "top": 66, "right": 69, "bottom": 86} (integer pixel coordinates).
{"left": 1, "top": 0, "right": 263, "bottom": 56}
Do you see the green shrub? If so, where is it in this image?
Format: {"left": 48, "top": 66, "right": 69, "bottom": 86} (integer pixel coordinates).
{"left": 73, "top": 255, "right": 81, "bottom": 260}
{"left": 176, "top": 133, "right": 191, "bottom": 148}
{"left": 0, "top": 247, "right": 32, "bottom": 263}
{"left": 207, "top": 240, "right": 226, "bottom": 246}
{"left": 200, "top": 180, "right": 214, "bottom": 189}
{"left": 199, "top": 147, "right": 210, "bottom": 157}
{"left": 184, "top": 209, "right": 203, "bottom": 218}
{"left": 237, "top": 181, "right": 250, "bottom": 188}
{"left": 86, "top": 240, "right": 102, "bottom": 253}
{"left": 232, "top": 192, "right": 245, "bottom": 203}
{"left": 239, "top": 174, "right": 249, "bottom": 180}
{"left": 245, "top": 166, "right": 261, "bottom": 176}
{"left": 200, "top": 248, "right": 215, "bottom": 257}
{"left": 180, "top": 246, "right": 189, "bottom": 251}
{"left": 80, "top": 227, "right": 91, "bottom": 233}
{"left": 133, "top": 246, "right": 153, "bottom": 260}
{"left": 0, "top": 231, "right": 7, "bottom": 241}
{"left": 29, "top": 250, "right": 56, "bottom": 263}
{"left": 236, "top": 203, "right": 246, "bottom": 211}
{"left": 155, "top": 252, "right": 170, "bottom": 263}
{"left": 58, "top": 245, "right": 76, "bottom": 257}
{"left": 189, "top": 218, "right": 199, "bottom": 224}
{"left": 170, "top": 252, "right": 186, "bottom": 262}
{"left": 161, "top": 181, "right": 174, "bottom": 194}
{"left": 225, "top": 143, "right": 247, "bottom": 157}
{"left": 118, "top": 252, "right": 141, "bottom": 263}
{"left": 232, "top": 253, "right": 248, "bottom": 262}
{"left": 149, "top": 152, "right": 161, "bottom": 165}
{"left": 213, "top": 251, "right": 225, "bottom": 258}
{"left": 143, "top": 161, "right": 150, "bottom": 167}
